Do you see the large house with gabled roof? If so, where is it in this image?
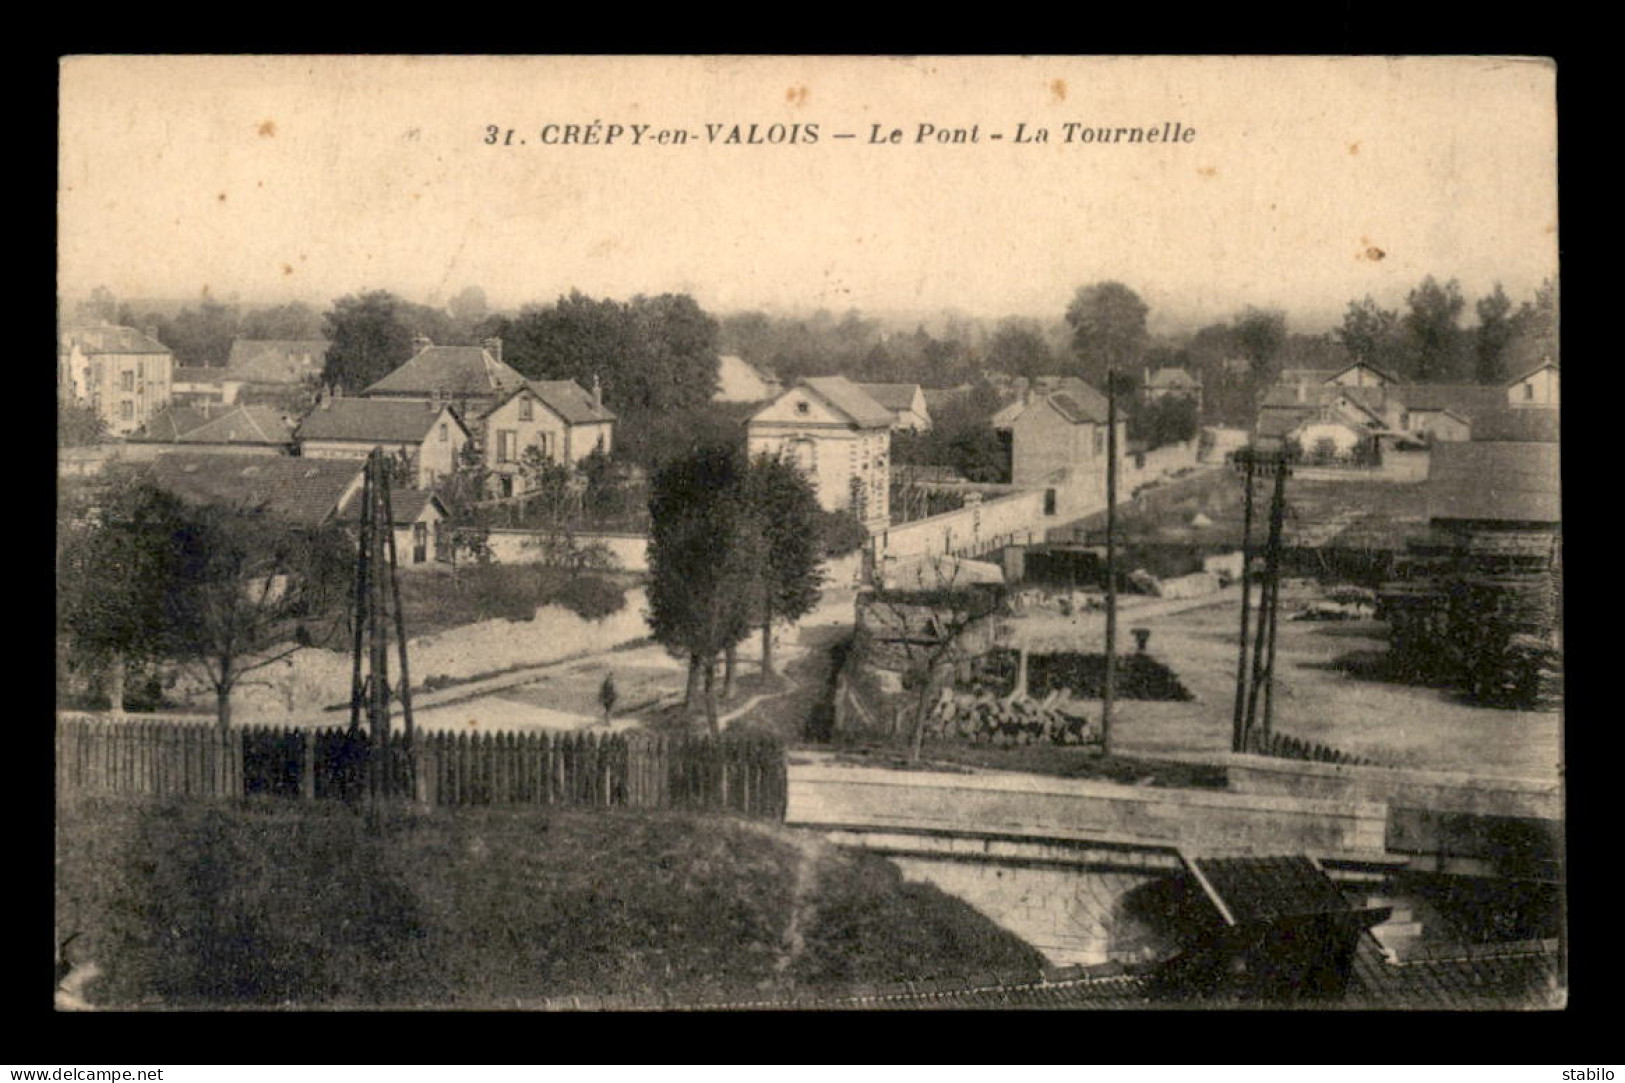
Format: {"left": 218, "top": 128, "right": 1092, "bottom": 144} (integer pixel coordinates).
{"left": 294, "top": 395, "right": 470, "bottom": 489}
{"left": 481, "top": 379, "right": 618, "bottom": 496}
{"left": 360, "top": 337, "right": 528, "bottom": 421}
{"left": 746, "top": 376, "right": 893, "bottom": 531}
{"left": 58, "top": 323, "right": 175, "bottom": 436}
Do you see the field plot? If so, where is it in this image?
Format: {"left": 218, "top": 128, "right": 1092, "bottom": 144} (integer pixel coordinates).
{"left": 1036, "top": 584, "right": 1560, "bottom": 780}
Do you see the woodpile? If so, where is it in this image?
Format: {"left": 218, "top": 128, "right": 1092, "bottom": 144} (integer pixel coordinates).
{"left": 921, "top": 688, "right": 1099, "bottom": 746}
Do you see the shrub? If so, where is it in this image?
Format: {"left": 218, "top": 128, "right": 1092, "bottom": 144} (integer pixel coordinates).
{"left": 544, "top": 576, "right": 627, "bottom": 622}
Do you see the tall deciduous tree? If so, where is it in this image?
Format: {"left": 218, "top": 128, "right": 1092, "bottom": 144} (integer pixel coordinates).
{"left": 1474, "top": 283, "right": 1516, "bottom": 384}
{"left": 240, "top": 302, "right": 326, "bottom": 341}
{"left": 741, "top": 453, "right": 826, "bottom": 679}
{"left": 647, "top": 445, "right": 759, "bottom": 732}
{"left": 321, "top": 291, "right": 417, "bottom": 392}
{"left": 986, "top": 318, "right": 1057, "bottom": 378}
{"left": 1403, "top": 276, "right": 1468, "bottom": 383}
{"left": 1335, "top": 296, "right": 1405, "bottom": 377}
{"left": 1065, "top": 282, "right": 1149, "bottom": 385}
{"left": 1232, "top": 306, "right": 1289, "bottom": 387}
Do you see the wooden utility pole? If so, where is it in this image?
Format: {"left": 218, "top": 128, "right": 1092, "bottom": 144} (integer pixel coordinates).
{"left": 1102, "top": 360, "right": 1118, "bottom": 756}
{"left": 346, "top": 449, "right": 417, "bottom": 801}
{"left": 1259, "top": 456, "right": 1290, "bottom": 741}
{"left": 1243, "top": 454, "right": 1289, "bottom": 747}
{"left": 1231, "top": 450, "right": 1257, "bottom": 752}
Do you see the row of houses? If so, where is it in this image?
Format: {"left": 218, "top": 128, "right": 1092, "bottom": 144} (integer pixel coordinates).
{"left": 1255, "top": 359, "right": 1560, "bottom": 458}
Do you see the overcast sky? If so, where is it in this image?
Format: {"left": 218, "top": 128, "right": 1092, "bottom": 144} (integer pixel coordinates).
{"left": 59, "top": 55, "right": 1558, "bottom": 332}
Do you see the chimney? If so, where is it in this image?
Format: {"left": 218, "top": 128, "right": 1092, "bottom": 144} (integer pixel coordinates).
{"left": 592, "top": 373, "right": 602, "bottom": 408}
{"left": 319, "top": 384, "right": 332, "bottom": 411}
{"left": 412, "top": 334, "right": 433, "bottom": 355}
{"left": 431, "top": 387, "right": 444, "bottom": 411}
{"left": 483, "top": 336, "right": 503, "bottom": 365}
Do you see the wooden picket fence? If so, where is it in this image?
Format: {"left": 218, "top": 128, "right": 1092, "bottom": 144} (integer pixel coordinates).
{"left": 55, "top": 713, "right": 787, "bottom": 819}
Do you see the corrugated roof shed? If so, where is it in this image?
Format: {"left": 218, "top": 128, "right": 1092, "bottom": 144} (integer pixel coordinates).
{"left": 295, "top": 398, "right": 457, "bottom": 444}
{"left": 1427, "top": 442, "right": 1561, "bottom": 524}
{"left": 363, "top": 345, "right": 528, "bottom": 399}
{"left": 142, "top": 453, "right": 365, "bottom": 527}
{"left": 802, "top": 376, "right": 895, "bottom": 429}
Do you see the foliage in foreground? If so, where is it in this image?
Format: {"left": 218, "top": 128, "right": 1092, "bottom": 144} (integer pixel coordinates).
{"left": 55, "top": 798, "right": 1043, "bottom": 1007}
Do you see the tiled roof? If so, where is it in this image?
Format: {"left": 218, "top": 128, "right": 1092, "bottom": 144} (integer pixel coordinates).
{"left": 1187, "top": 856, "right": 1354, "bottom": 924}
{"left": 60, "top": 325, "right": 172, "bottom": 356}
{"left": 1506, "top": 360, "right": 1559, "bottom": 386}
{"left": 1279, "top": 368, "right": 1337, "bottom": 385}
{"left": 363, "top": 345, "right": 528, "bottom": 399}
{"left": 1048, "top": 391, "right": 1109, "bottom": 425}
{"left": 856, "top": 383, "right": 923, "bottom": 412}
{"left": 173, "top": 367, "right": 241, "bottom": 385}
{"left": 295, "top": 398, "right": 458, "bottom": 444}
{"left": 1395, "top": 384, "right": 1506, "bottom": 418}
{"left": 1256, "top": 407, "right": 1315, "bottom": 439}
{"left": 336, "top": 486, "right": 446, "bottom": 527}
{"left": 141, "top": 453, "right": 365, "bottom": 527}
{"left": 223, "top": 339, "right": 330, "bottom": 384}
{"left": 1428, "top": 441, "right": 1561, "bottom": 523}
{"left": 1470, "top": 407, "right": 1560, "bottom": 444}
{"left": 1332, "top": 362, "right": 1401, "bottom": 385}
{"left": 172, "top": 405, "right": 294, "bottom": 446}
{"left": 135, "top": 406, "right": 214, "bottom": 442}
{"left": 1347, "top": 934, "right": 1562, "bottom": 1009}
{"left": 921, "top": 386, "right": 974, "bottom": 413}
{"left": 801, "top": 376, "right": 895, "bottom": 429}
{"left": 487, "top": 379, "right": 617, "bottom": 425}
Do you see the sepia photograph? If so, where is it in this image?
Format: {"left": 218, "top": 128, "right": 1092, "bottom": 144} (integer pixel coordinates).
{"left": 55, "top": 54, "right": 1561, "bottom": 1012}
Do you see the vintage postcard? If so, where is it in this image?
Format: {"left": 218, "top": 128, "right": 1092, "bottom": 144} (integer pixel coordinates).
{"left": 56, "top": 55, "right": 1560, "bottom": 1012}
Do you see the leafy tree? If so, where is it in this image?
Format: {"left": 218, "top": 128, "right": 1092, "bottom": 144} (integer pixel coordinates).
{"left": 447, "top": 285, "right": 490, "bottom": 324}
{"left": 240, "top": 302, "right": 325, "bottom": 341}
{"left": 504, "top": 291, "right": 720, "bottom": 415}
{"left": 1066, "top": 282, "right": 1149, "bottom": 385}
{"left": 740, "top": 453, "right": 827, "bottom": 679}
{"left": 1504, "top": 277, "right": 1559, "bottom": 374}
{"left": 1403, "top": 276, "right": 1468, "bottom": 382}
{"left": 78, "top": 286, "right": 119, "bottom": 324}
{"left": 58, "top": 400, "right": 106, "bottom": 447}
{"left": 1131, "top": 395, "right": 1199, "bottom": 449}
{"left": 164, "top": 301, "right": 243, "bottom": 367}
{"left": 1474, "top": 283, "right": 1516, "bottom": 384}
{"left": 57, "top": 481, "right": 189, "bottom": 710}
{"left": 1335, "top": 296, "right": 1406, "bottom": 376}
{"left": 646, "top": 445, "right": 759, "bottom": 731}
{"left": 1232, "top": 307, "right": 1289, "bottom": 386}
{"left": 435, "top": 442, "right": 495, "bottom": 573}
{"left": 599, "top": 672, "right": 618, "bottom": 727}
{"left": 321, "top": 291, "right": 418, "bottom": 393}
{"left": 160, "top": 503, "right": 352, "bottom": 729}
{"left": 985, "top": 318, "right": 1057, "bottom": 378}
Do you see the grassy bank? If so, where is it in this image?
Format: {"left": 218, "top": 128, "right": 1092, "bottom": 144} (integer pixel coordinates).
{"left": 55, "top": 795, "right": 1043, "bottom": 1008}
